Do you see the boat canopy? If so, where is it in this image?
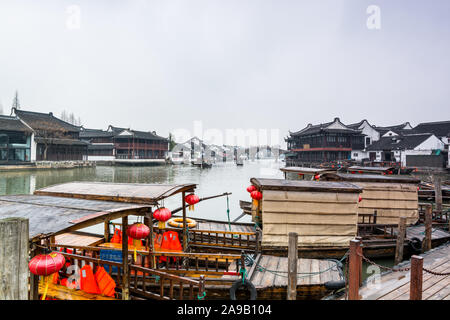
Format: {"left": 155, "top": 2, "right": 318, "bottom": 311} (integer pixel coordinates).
{"left": 35, "top": 181, "right": 197, "bottom": 205}
{"left": 347, "top": 166, "right": 395, "bottom": 174}
{"left": 320, "top": 172, "right": 420, "bottom": 184}
{"left": 250, "top": 178, "right": 362, "bottom": 193}
{"left": 279, "top": 167, "right": 336, "bottom": 175}
{"left": 0, "top": 194, "right": 150, "bottom": 241}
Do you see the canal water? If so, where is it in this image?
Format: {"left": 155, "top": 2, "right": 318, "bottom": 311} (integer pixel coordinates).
{"left": 3, "top": 160, "right": 444, "bottom": 281}
{"left": 0, "top": 159, "right": 284, "bottom": 223}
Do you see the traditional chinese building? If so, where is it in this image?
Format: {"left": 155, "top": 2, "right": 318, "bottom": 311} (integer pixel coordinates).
{"left": 80, "top": 125, "right": 169, "bottom": 160}
{"left": 0, "top": 115, "right": 34, "bottom": 164}
{"left": 12, "top": 109, "right": 88, "bottom": 161}
{"left": 285, "top": 117, "right": 365, "bottom": 165}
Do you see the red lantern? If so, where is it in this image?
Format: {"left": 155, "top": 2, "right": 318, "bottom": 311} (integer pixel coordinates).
{"left": 127, "top": 223, "right": 150, "bottom": 240}
{"left": 351, "top": 171, "right": 356, "bottom": 174}
{"left": 29, "top": 252, "right": 65, "bottom": 300}
{"left": 358, "top": 195, "right": 362, "bottom": 202}
{"left": 185, "top": 194, "right": 200, "bottom": 211}
{"left": 358, "top": 171, "right": 363, "bottom": 174}
{"left": 314, "top": 174, "right": 320, "bottom": 180}
{"left": 388, "top": 171, "right": 393, "bottom": 175}
{"left": 154, "top": 207, "right": 172, "bottom": 229}
{"left": 127, "top": 223, "right": 150, "bottom": 261}
{"left": 250, "top": 190, "right": 262, "bottom": 207}
{"left": 246, "top": 185, "right": 257, "bottom": 193}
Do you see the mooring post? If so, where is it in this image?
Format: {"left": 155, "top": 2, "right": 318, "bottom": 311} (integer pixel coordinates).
{"left": 409, "top": 255, "right": 423, "bottom": 300}
{"left": 394, "top": 217, "right": 407, "bottom": 265}
{"left": 348, "top": 239, "right": 362, "bottom": 300}
{"left": 422, "top": 204, "right": 432, "bottom": 252}
{"left": 355, "top": 236, "right": 363, "bottom": 286}
{"left": 287, "top": 232, "right": 298, "bottom": 300}
{"left": 0, "top": 218, "right": 29, "bottom": 300}
{"left": 121, "top": 215, "right": 130, "bottom": 300}
{"left": 433, "top": 175, "right": 442, "bottom": 216}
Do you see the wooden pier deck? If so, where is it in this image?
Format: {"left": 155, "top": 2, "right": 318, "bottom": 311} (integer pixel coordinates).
{"left": 357, "top": 243, "right": 450, "bottom": 300}
{"left": 248, "top": 255, "right": 343, "bottom": 299}
{"left": 390, "top": 225, "right": 450, "bottom": 248}
{"left": 198, "top": 254, "right": 343, "bottom": 299}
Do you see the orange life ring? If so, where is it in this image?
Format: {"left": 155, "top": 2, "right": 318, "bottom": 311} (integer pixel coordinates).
{"left": 167, "top": 217, "right": 197, "bottom": 229}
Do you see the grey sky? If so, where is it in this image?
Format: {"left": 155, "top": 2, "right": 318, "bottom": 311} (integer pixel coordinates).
{"left": 1, "top": 0, "right": 449, "bottom": 146}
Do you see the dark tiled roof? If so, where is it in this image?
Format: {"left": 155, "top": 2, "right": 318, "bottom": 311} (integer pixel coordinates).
{"left": 0, "top": 115, "right": 33, "bottom": 133}
{"left": 80, "top": 128, "right": 114, "bottom": 138}
{"left": 413, "top": 121, "right": 450, "bottom": 138}
{"left": 366, "top": 133, "right": 433, "bottom": 151}
{"left": 14, "top": 109, "right": 80, "bottom": 132}
{"left": 109, "top": 126, "right": 168, "bottom": 141}
{"left": 290, "top": 118, "right": 360, "bottom": 136}
{"left": 347, "top": 120, "right": 366, "bottom": 129}
{"left": 373, "top": 122, "right": 411, "bottom": 135}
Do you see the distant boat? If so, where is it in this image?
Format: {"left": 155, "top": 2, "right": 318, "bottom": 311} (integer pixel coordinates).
{"left": 192, "top": 157, "right": 212, "bottom": 168}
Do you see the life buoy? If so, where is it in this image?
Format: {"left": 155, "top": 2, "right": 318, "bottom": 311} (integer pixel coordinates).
{"left": 167, "top": 217, "right": 197, "bottom": 229}
{"left": 229, "top": 279, "right": 257, "bottom": 300}
{"left": 409, "top": 237, "right": 423, "bottom": 254}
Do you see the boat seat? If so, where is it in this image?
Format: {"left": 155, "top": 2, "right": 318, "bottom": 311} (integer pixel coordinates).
{"left": 38, "top": 282, "right": 117, "bottom": 300}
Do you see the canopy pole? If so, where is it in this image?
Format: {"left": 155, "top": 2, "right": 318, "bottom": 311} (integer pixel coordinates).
{"left": 144, "top": 208, "right": 154, "bottom": 268}
{"left": 182, "top": 191, "right": 187, "bottom": 251}
{"left": 121, "top": 215, "right": 130, "bottom": 300}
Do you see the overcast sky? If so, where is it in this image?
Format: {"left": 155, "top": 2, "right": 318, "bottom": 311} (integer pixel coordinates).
{"left": 0, "top": 0, "right": 449, "bottom": 146}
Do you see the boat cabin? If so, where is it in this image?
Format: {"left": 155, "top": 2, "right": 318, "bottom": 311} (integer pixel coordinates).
{"left": 347, "top": 165, "right": 395, "bottom": 175}
{"left": 319, "top": 173, "right": 420, "bottom": 225}
{"left": 249, "top": 178, "right": 362, "bottom": 251}
{"left": 280, "top": 166, "right": 337, "bottom": 180}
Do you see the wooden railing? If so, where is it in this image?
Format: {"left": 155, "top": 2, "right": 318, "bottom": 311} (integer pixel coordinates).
{"left": 52, "top": 244, "right": 243, "bottom": 277}
{"left": 52, "top": 249, "right": 206, "bottom": 300}
{"left": 129, "top": 266, "right": 205, "bottom": 300}
{"left": 189, "top": 229, "right": 257, "bottom": 250}
{"left": 135, "top": 251, "right": 242, "bottom": 276}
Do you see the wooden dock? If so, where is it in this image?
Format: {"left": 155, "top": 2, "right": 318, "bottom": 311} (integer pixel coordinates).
{"left": 194, "top": 254, "right": 343, "bottom": 300}
{"left": 248, "top": 255, "right": 343, "bottom": 299}
{"left": 357, "top": 243, "right": 450, "bottom": 300}
{"left": 390, "top": 224, "right": 450, "bottom": 249}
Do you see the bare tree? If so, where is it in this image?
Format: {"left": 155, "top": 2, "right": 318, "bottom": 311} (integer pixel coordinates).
{"left": 60, "top": 110, "right": 82, "bottom": 126}
{"left": 36, "top": 127, "right": 67, "bottom": 160}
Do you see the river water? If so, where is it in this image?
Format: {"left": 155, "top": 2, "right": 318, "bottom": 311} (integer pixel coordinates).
{"left": 3, "top": 160, "right": 444, "bottom": 280}
{"left": 0, "top": 159, "right": 284, "bottom": 223}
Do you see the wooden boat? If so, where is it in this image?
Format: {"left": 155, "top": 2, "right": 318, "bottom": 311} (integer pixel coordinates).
{"left": 280, "top": 166, "right": 337, "bottom": 180}
{"left": 19, "top": 181, "right": 344, "bottom": 300}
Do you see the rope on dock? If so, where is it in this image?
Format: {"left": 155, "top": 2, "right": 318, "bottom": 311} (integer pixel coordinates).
{"left": 245, "top": 251, "right": 348, "bottom": 279}
{"left": 357, "top": 252, "right": 450, "bottom": 276}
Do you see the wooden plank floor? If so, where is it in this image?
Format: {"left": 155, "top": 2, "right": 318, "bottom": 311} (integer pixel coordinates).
{"left": 55, "top": 231, "right": 104, "bottom": 247}
{"left": 249, "top": 255, "right": 343, "bottom": 288}
{"left": 358, "top": 243, "right": 450, "bottom": 300}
